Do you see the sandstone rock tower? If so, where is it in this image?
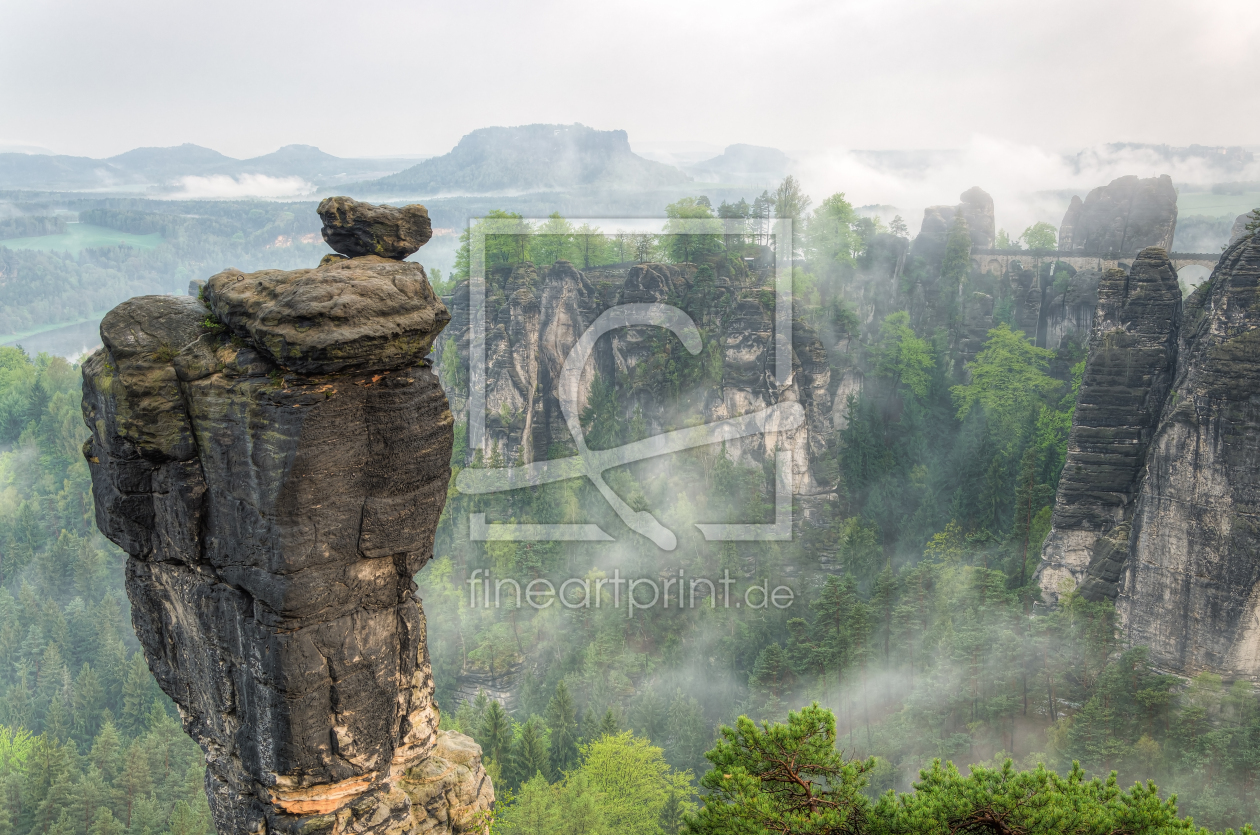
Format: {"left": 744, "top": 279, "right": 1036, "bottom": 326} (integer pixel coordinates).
{"left": 1039, "top": 230, "right": 1260, "bottom": 679}
{"left": 82, "top": 197, "right": 493, "bottom": 834}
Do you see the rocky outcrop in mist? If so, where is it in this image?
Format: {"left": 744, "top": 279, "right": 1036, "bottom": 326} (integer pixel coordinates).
{"left": 1057, "top": 175, "right": 1178, "bottom": 256}
{"left": 82, "top": 198, "right": 492, "bottom": 834}
{"left": 911, "top": 186, "right": 996, "bottom": 260}
{"left": 1040, "top": 230, "right": 1260, "bottom": 680}
{"left": 440, "top": 257, "right": 837, "bottom": 508}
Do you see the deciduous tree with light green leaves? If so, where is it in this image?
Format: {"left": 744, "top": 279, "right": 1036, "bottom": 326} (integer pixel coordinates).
{"left": 1020, "top": 221, "right": 1058, "bottom": 251}
{"left": 952, "top": 324, "right": 1061, "bottom": 451}
{"left": 805, "top": 193, "right": 861, "bottom": 280}
{"left": 875, "top": 312, "right": 935, "bottom": 399}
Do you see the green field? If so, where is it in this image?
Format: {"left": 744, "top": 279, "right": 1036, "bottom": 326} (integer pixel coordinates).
{"left": 0, "top": 221, "right": 163, "bottom": 252}
{"left": 1177, "top": 191, "right": 1260, "bottom": 218}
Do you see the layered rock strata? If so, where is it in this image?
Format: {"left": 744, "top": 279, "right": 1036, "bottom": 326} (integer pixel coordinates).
{"left": 82, "top": 200, "right": 492, "bottom": 834}
{"left": 1037, "top": 248, "right": 1182, "bottom": 603}
{"left": 1118, "top": 231, "right": 1260, "bottom": 677}
{"left": 1039, "top": 230, "right": 1260, "bottom": 678}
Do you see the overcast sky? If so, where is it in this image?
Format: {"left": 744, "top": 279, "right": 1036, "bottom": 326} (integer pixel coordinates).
{"left": 1, "top": 0, "right": 1256, "bottom": 161}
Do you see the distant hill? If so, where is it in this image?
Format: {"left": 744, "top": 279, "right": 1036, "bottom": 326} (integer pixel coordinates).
{"left": 0, "top": 153, "right": 140, "bottom": 190}
{"left": 105, "top": 143, "right": 237, "bottom": 180}
{"left": 686, "top": 144, "right": 791, "bottom": 184}
{"left": 358, "top": 124, "right": 691, "bottom": 195}
{"left": 0, "top": 144, "right": 418, "bottom": 191}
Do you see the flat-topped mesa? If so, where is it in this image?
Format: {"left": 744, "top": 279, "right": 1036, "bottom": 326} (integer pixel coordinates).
{"left": 82, "top": 198, "right": 491, "bottom": 835}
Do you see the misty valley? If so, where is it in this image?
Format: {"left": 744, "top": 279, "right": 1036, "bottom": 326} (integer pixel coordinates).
{"left": 0, "top": 121, "right": 1259, "bottom": 835}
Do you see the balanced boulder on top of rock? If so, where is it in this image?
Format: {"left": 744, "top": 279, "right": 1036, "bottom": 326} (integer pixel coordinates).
{"left": 319, "top": 196, "right": 434, "bottom": 259}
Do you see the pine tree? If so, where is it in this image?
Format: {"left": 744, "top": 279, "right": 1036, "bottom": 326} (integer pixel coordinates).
{"left": 479, "top": 700, "right": 510, "bottom": 766}
{"left": 119, "top": 742, "right": 153, "bottom": 826}
{"left": 665, "top": 691, "right": 707, "bottom": 775}
{"left": 120, "top": 654, "right": 151, "bottom": 736}
{"left": 87, "top": 807, "right": 124, "bottom": 835}
{"left": 43, "top": 697, "right": 71, "bottom": 743}
{"left": 546, "top": 681, "right": 579, "bottom": 778}
{"left": 749, "top": 643, "right": 793, "bottom": 712}
{"left": 508, "top": 718, "right": 550, "bottom": 789}
{"left": 73, "top": 664, "right": 106, "bottom": 746}
{"left": 88, "top": 720, "right": 122, "bottom": 783}
{"left": 628, "top": 689, "right": 666, "bottom": 744}
{"left": 596, "top": 708, "right": 619, "bottom": 739}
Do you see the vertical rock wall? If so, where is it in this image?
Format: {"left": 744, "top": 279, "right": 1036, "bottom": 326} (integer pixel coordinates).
{"left": 1119, "top": 232, "right": 1260, "bottom": 678}
{"left": 1040, "top": 230, "right": 1260, "bottom": 680}
{"left": 1038, "top": 248, "right": 1182, "bottom": 603}
{"left": 83, "top": 200, "right": 492, "bottom": 834}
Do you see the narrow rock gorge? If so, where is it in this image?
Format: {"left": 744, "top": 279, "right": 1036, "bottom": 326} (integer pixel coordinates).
{"left": 1039, "top": 230, "right": 1260, "bottom": 680}
{"left": 82, "top": 198, "right": 493, "bottom": 834}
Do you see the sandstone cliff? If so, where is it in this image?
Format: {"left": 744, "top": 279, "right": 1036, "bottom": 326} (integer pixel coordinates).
{"left": 1037, "top": 249, "right": 1182, "bottom": 603}
{"left": 911, "top": 186, "right": 995, "bottom": 262}
{"left": 1119, "top": 231, "right": 1260, "bottom": 678}
{"left": 1039, "top": 229, "right": 1260, "bottom": 680}
{"left": 1057, "top": 175, "right": 1178, "bottom": 256}
{"left": 440, "top": 257, "right": 836, "bottom": 506}
{"left": 83, "top": 198, "right": 492, "bottom": 835}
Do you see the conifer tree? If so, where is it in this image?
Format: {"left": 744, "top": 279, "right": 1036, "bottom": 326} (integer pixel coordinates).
{"left": 479, "top": 700, "right": 511, "bottom": 766}
{"left": 546, "top": 681, "right": 579, "bottom": 777}
{"left": 119, "top": 654, "right": 151, "bottom": 736}
{"left": 594, "top": 708, "right": 619, "bottom": 740}
{"left": 509, "top": 718, "right": 550, "bottom": 789}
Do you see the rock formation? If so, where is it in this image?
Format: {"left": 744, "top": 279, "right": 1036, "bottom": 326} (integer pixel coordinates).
{"left": 1232, "top": 211, "right": 1256, "bottom": 245}
{"left": 911, "top": 187, "right": 995, "bottom": 261}
{"left": 439, "top": 257, "right": 835, "bottom": 502}
{"left": 1119, "top": 231, "right": 1260, "bottom": 678}
{"left": 1039, "top": 229, "right": 1260, "bottom": 679}
{"left": 1037, "top": 249, "right": 1182, "bottom": 603}
{"left": 82, "top": 197, "right": 493, "bottom": 834}
{"left": 319, "top": 196, "right": 433, "bottom": 260}
{"left": 1057, "top": 175, "right": 1178, "bottom": 256}
{"left": 1042, "top": 268, "right": 1101, "bottom": 353}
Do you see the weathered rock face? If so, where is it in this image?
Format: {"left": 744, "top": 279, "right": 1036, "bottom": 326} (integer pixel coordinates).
{"left": 439, "top": 258, "right": 835, "bottom": 501}
{"left": 1057, "top": 175, "right": 1178, "bottom": 256}
{"left": 204, "top": 255, "right": 450, "bottom": 375}
{"left": 911, "top": 187, "right": 995, "bottom": 261}
{"left": 957, "top": 186, "right": 996, "bottom": 250}
{"left": 1038, "top": 249, "right": 1182, "bottom": 603}
{"left": 1118, "top": 232, "right": 1260, "bottom": 678}
{"left": 1039, "top": 231, "right": 1260, "bottom": 679}
{"left": 83, "top": 201, "right": 492, "bottom": 834}
{"left": 1043, "top": 268, "right": 1101, "bottom": 353}
{"left": 319, "top": 196, "right": 434, "bottom": 260}
{"left": 1231, "top": 212, "right": 1255, "bottom": 246}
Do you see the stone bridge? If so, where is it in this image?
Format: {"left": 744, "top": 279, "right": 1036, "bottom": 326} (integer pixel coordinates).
{"left": 972, "top": 249, "right": 1220, "bottom": 276}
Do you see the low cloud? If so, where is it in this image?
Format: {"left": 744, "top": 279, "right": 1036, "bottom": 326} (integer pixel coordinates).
{"left": 796, "top": 135, "right": 1260, "bottom": 239}
{"left": 165, "top": 173, "right": 316, "bottom": 199}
